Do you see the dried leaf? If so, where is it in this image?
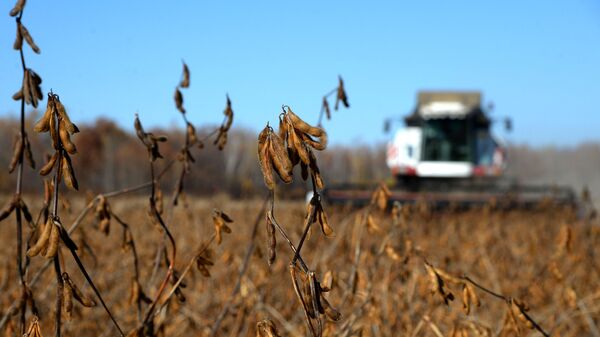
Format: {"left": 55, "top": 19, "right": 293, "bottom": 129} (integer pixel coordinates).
{"left": 8, "top": 134, "right": 23, "bottom": 173}
{"left": 34, "top": 98, "right": 54, "bottom": 132}
{"left": 213, "top": 209, "right": 233, "bottom": 245}
{"left": 24, "top": 316, "right": 43, "bottom": 337}
{"left": 308, "top": 149, "right": 325, "bottom": 190}
{"left": 27, "top": 218, "right": 52, "bottom": 257}
{"left": 316, "top": 203, "right": 334, "bottom": 237}
{"left": 43, "top": 219, "right": 60, "bottom": 258}
{"left": 268, "top": 131, "right": 293, "bottom": 184}
{"left": 266, "top": 211, "right": 277, "bottom": 266}
{"left": 22, "top": 69, "right": 43, "bottom": 108}
{"left": 323, "top": 273, "right": 335, "bottom": 293}
{"left": 13, "top": 24, "right": 23, "bottom": 50}
{"left": 65, "top": 272, "right": 97, "bottom": 307}
{"left": 510, "top": 299, "right": 534, "bottom": 330}
{"left": 19, "top": 23, "right": 40, "bottom": 54}
{"left": 320, "top": 292, "right": 342, "bottom": 321}
{"left": 0, "top": 197, "right": 18, "bottom": 222}
{"left": 322, "top": 97, "right": 331, "bottom": 120}
{"left": 180, "top": 61, "right": 190, "bottom": 88}
{"left": 287, "top": 107, "right": 325, "bottom": 139}
{"left": 256, "top": 319, "right": 282, "bottom": 337}
{"left": 174, "top": 88, "right": 185, "bottom": 114}
{"left": 335, "top": 76, "right": 349, "bottom": 110}
{"left": 9, "top": 0, "right": 26, "bottom": 17}
{"left": 424, "top": 262, "right": 454, "bottom": 305}
{"left": 301, "top": 132, "right": 328, "bottom": 151}
{"left": 55, "top": 100, "right": 79, "bottom": 134}
{"left": 39, "top": 152, "right": 58, "bottom": 176}
{"left": 62, "top": 154, "right": 79, "bottom": 191}
{"left": 59, "top": 120, "right": 77, "bottom": 154}
{"left": 62, "top": 273, "right": 74, "bottom": 319}
{"left": 23, "top": 135, "right": 35, "bottom": 169}
{"left": 186, "top": 122, "right": 197, "bottom": 145}
{"left": 366, "top": 213, "right": 381, "bottom": 233}
{"left": 258, "top": 126, "right": 275, "bottom": 190}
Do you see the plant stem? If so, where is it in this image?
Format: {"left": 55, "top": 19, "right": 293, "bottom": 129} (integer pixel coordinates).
{"left": 50, "top": 110, "right": 63, "bottom": 336}
{"left": 462, "top": 275, "right": 506, "bottom": 301}
{"left": 142, "top": 159, "right": 177, "bottom": 328}
{"left": 53, "top": 256, "right": 62, "bottom": 337}
{"left": 14, "top": 10, "right": 28, "bottom": 335}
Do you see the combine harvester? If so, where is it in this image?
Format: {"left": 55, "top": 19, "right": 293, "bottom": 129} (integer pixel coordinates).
{"left": 323, "top": 91, "right": 577, "bottom": 209}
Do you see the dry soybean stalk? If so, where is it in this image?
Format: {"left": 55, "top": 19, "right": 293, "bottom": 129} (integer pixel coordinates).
{"left": 424, "top": 261, "right": 550, "bottom": 337}
{"left": 155, "top": 206, "right": 244, "bottom": 320}
{"left": 133, "top": 115, "right": 178, "bottom": 335}
{"left": 1, "top": 1, "right": 42, "bottom": 333}
{"left": 213, "top": 95, "right": 234, "bottom": 150}
{"left": 257, "top": 106, "right": 341, "bottom": 337}
{"left": 316, "top": 75, "right": 350, "bottom": 126}
{"left": 0, "top": 151, "right": 203, "bottom": 333}
{"left": 111, "top": 211, "right": 151, "bottom": 323}
{"left": 169, "top": 61, "right": 234, "bottom": 203}
{"left": 152, "top": 233, "right": 217, "bottom": 318}
{"left": 171, "top": 61, "right": 198, "bottom": 206}
{"left": 32, "top": 93, "right": 124, "bottom": 337}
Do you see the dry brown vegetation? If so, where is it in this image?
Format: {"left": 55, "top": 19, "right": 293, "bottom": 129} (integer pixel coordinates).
{"left": 2, "top": 1, "right": 600, "bottom": 337}
{"left": 1, "top": 195, "right": 599, "bottom": 336}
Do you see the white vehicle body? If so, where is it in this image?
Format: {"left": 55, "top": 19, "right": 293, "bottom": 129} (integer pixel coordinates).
{"left": 387, "top": 126, "right": 475, "bottom": 178}
{"left": 386, "top": 127, "right": 421, "bottom": 176}
{"left": 386, "top": 92, "right": 506, "bottom": 179}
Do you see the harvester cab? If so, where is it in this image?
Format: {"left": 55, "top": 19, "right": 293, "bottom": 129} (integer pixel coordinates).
{"left": 386, "top": 91, "right": 506, "bottom": 188}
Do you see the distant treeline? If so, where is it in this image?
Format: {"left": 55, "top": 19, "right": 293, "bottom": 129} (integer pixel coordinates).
{"left": 0, "top": 114, "right": 598, "bottom": 199}
{"left": 0, "top": 114, "right": 387, "bottom": 198}
{"left": 506, "top": 143, "right": 600, "bottom": 199}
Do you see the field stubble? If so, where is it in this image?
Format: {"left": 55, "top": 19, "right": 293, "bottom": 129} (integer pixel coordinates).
{"left": 0, "top": 195, "right": 597, "bottom": 337}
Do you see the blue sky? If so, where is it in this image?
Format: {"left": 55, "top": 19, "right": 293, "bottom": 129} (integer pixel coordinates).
{"left": 1, "top": 0, "right": 600, "bottom": 147}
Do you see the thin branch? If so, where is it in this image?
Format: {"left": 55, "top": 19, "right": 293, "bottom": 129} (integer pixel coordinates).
{"left": 267, "top": 210, "right": 308, "bottom": 273}
{"left": 462, "top": 275, "right": 506, "bottom": 301}
{"left": 316, "top": 86, "right": 338, "bottom": 126}
{"left": 291, "top": 175, "right": 319, "bottom": 267}
{"left": 460, "top": 276, "right": 549, "bottom": 336}
{"left": 65, "top": 243, "right": 125, "bottom": 336}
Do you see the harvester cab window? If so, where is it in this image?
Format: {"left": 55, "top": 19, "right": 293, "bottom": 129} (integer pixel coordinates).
{"left": 407, "top": 145, "right": 414, "bottom": 158}
{"left": 421, "top": 119, "right": 470, "bottom": 162}
{"left": 476, "top": 130, "right": 496, "bottom": 166}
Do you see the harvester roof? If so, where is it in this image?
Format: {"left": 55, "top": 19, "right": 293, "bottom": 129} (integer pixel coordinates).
{"left": 405, "top": 91, "right": 490, "bottom": 127}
